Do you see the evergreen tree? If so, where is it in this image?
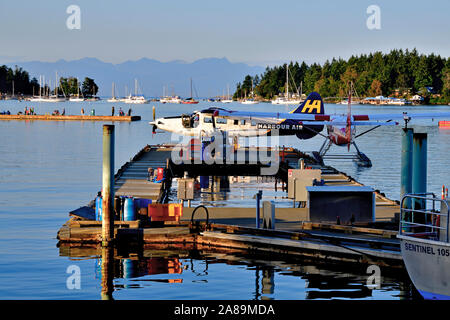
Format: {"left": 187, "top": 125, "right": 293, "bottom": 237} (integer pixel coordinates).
{"left": 234, "top": 49, "right": 449, "bottom": 104}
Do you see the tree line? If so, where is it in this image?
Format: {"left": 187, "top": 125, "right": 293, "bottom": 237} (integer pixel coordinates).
{"left": 0, "top": 65, "right": 98, "bottom": 97}
{"left": 234, "top": 49, "right": 450, "bottom": 103}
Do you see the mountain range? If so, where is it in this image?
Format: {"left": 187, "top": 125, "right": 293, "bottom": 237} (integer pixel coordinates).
{"left": 6, "top": 57, "right": 265, "bottom": 98}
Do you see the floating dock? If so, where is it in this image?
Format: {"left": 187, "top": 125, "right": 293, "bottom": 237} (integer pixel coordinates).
{"left": 0, "top": 114, "right": 141, "bottom": 121}
{"left": 57, "top": 142, "right": 403, "bottom": 269}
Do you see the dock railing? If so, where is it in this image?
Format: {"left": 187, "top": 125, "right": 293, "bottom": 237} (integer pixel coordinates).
{"left": 399, "top": 193, "right": 450, "bottom": 242}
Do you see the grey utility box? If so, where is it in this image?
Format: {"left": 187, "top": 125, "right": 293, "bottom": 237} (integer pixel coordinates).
{"left": 306, "top": 186, "right": 375, "bottom": 223}
{"left": 177, "top": 178, "right": 195, "bottom": 200}
{"left": 288, "top": 169, "right": 322, "bottom": 201}
{"left": 262, "top": 201, "right": 275, "bottom": 229}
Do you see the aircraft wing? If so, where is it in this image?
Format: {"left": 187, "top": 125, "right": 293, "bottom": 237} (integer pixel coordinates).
{"left": 350, "top": 112, "right": 450, "bottom": 122}
{"left": 298, "top": 120, "right": 398, "bottom": 126}
{"left": 215, "top": 110, "right": 329, "bottom": 121}
{"left": 215, "top": 110, "right": 450, "bottom": 123}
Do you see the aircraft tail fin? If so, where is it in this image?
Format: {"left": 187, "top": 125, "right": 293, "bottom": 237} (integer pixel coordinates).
{"left": 291, "top": 92, "right": 324, "bottom": 115}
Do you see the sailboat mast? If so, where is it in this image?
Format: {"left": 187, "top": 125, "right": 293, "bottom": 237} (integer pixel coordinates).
{"left": 286, "top": 65, "right": 288, "bottom": 99}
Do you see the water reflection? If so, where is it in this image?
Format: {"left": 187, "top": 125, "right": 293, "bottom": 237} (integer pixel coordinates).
{"left": 60, "top": 245, "right": 418, "bottom": 300}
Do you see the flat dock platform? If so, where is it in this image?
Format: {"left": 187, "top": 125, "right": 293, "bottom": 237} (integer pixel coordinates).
{"left": 0, "top": 114, "right": 141, "bottom": 121}
{"left": 57, "top": 143, "right": 405, "bottom": 268}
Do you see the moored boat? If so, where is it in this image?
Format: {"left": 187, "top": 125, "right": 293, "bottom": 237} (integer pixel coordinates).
{"left": 181, "top": 78, "right": 199, "bottom": 104}
{"left": 160, "top": 96, "right": 182, "bottom": 104}
{"left": 398, "top": 193, "right": 450, "bottom": 299}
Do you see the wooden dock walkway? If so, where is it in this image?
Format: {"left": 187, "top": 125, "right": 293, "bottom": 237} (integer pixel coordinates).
{"left": 114, "top": 145, "right": 173, "bottom": 201}
{"left": 0, "top": 114, "right": 141, "bottom": 121}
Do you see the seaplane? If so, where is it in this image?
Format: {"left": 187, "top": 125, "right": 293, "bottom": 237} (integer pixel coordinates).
{"left": 150, "top": 86, "right": 450, "bottom": 167}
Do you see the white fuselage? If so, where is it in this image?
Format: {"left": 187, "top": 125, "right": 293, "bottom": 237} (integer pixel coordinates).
{"left": 151, "top": 112, "right": 274, "bottom": 137}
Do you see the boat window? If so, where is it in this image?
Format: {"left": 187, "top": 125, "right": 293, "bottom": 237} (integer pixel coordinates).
{"left": 251, "top": 120, "right": 257, "bottom": 126}
{"left": 240, "top": 119, "right": 246, "bottom": 125}
{"left": 215, "top": 117, "right": 227, "bottom": 124}
{"left": 233, "top": 120, "right": 239, "bottom": 126}
{"left": 204, "top": 116, "right": 213, "bottom": 123}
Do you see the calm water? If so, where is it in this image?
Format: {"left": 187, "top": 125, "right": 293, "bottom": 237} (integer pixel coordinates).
{"left": 1, "top": 99, "right": 449, "bottom": 300}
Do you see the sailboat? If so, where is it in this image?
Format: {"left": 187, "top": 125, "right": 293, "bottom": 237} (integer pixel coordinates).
{"left": 124, "top": 79, "right": 148, "bottom": 104}
{"left": 181, "top": 78, "right": 199, "bottom": 104}
{"left": 271, "top": 66, "right": 302, "bottom": 105}
{"left": 240, "top": 79, "right": 258, "bottom": 104}
{"left": 107, "top": 82, "right": 120, "bottom": 102}
{"left": 221, "top": 84, "right": 233, "bottom": 103}
{"left": 47, "top": 72, "right": 66, "bottom": 102}
{"left": 160, "top": 84, "right": 182, "bottom": 103}
{"left": 69, "top": 78, "right": 85, "bottom": 102}
{"left": 5, "top": 80, "right": 18, "bottom": 100}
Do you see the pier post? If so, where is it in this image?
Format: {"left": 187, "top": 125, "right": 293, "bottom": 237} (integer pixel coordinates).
{"left": 102, "top": 125, "right": 115, "bottom": 246}
{"left": 412, "top": 133, "right": 427, "bottom": 210}
{"left": 401, "top": 128, "right": 413, "bottom": 209}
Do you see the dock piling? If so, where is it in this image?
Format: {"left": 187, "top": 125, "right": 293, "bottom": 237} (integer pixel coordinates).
{"left": 401, "top": 128, "right": 413, "bottom": 209}
{"left": 412, "top": 133, "right": 427, "bottom": 210}
{"left": 102, "top": 124, "right": 115, "bottom": 246}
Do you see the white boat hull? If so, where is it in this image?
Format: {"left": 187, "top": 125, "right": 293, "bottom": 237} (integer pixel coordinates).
{"left": 124, "top": 100, "right": 148, "bottom": 104}
{"left": 398, "top": 235, "right": 450, "bottom": 299}
{"left": 29, "top": 98, "right": 66, "bottom": 102}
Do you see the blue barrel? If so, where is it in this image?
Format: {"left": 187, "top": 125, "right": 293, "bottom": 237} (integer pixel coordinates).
{"left": 95, "top": 196, "right": 102, "bottom": 221}
{"left": 137, "top": 198, "right": 152, "bottom": 209}
{"left": 200, "top": 176, "right": 209, "bottom": 189}
{"left": 123, "top": 197, "right": 136, "bottom": 221}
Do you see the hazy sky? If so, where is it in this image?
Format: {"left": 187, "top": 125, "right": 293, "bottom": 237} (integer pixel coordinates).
{"left": 0, "top": 0, "right": 449, "bottom": 67}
